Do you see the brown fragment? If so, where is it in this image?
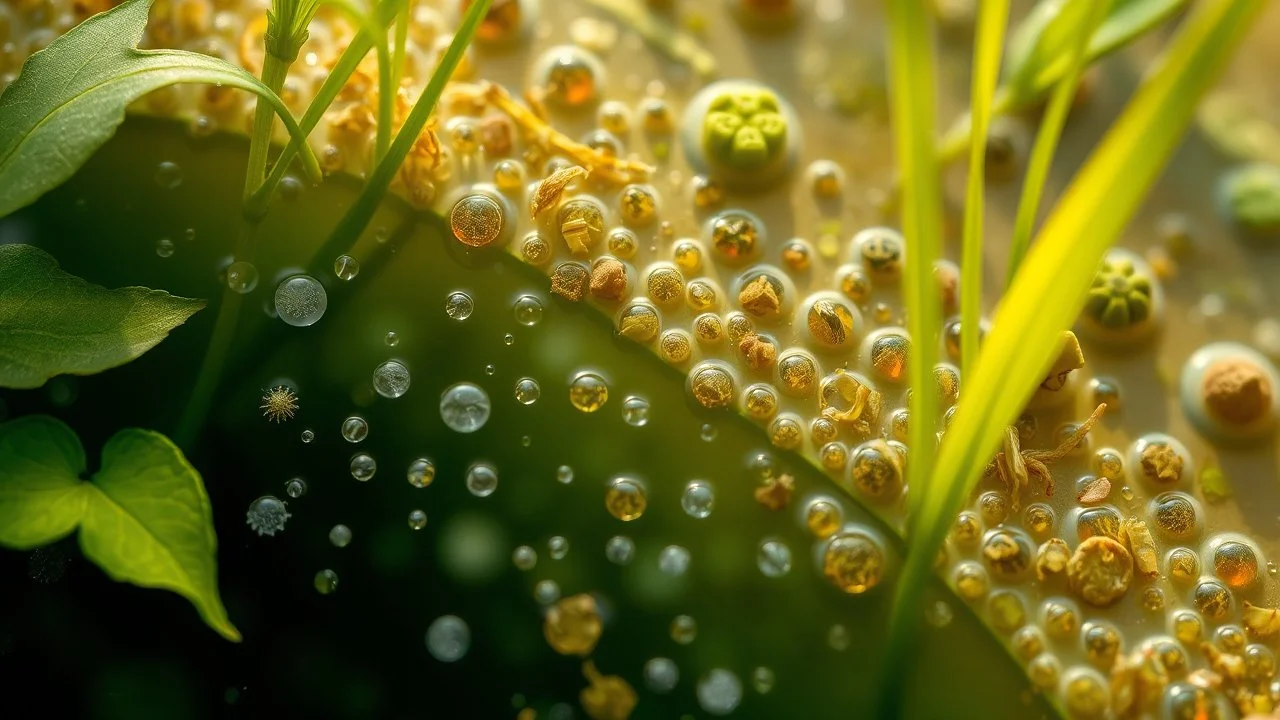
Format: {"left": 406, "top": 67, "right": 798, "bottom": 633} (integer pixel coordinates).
{"left": 1110, "top": 648, "right": 1169, "bottom": 719}
{"left": 738, "top": 276, "right": 781, "bottom": 318}
{"left": 1200, "top": 642, "right": 1245, "bottom": 683}
{"left": 479, "top": 113, "right": 514, "bottom": 156}
{"left": 544, "top": 594, "right": 603, "bottom": 656}
{"left": 1140, "top": 443, "right": 1183, "bottom": 485}
{"left": 754, "top": 473, "right": 795, "bottom": 511}
{"left": 738, "top": 333, "right": 777, "bottom": 372}
{"left": 1036, "top": 538, "right": 1071, "bottom": 581}
{"left": 1203, "top": 358, "right": 1274, "bottom": 426}
{"left": 1040, "top": 331, "right": 1086, "bottom": 391}
{"left": 580, "top": 661, "right": 637, "bottom": 720}
{"left": 1122, "top": 518, "right": 1160, "bottom": 579}
{"left": 551, "top": 262, "right": 589, "bottom": 301}
{"left": 1076, "top": 476, "right": 1112, "bottom": 504}
{"left": 530, "top": 165, "right": 589, "bottom": 219}
{"left": 1242, "top": 601, "right": 1280, "bottom": 638}
{"left": 1067, "top": 536, "right": 1134, "bottom": 607}
{"left": 589, "top": 258, "right": 629, "bottom": 301}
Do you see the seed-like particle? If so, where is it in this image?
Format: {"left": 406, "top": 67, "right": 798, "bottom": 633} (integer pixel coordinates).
{"left": 1243, "top": 602, "right": 1280, "bottom": 638}
{"left": 1202, "top": 358, "right": 1273, "bottom": 426}
{"left": 1036, "top": 538, "right": 1071, "bottom": 581}
{"left": 738, "top": 275, "right": 782, "bottom": 318}
{"left": 1076, "top": 476, "right": 1111, "bottom": 504}
{"left": 551, "top": 262, "right": 590, "bottom": 301}
{"left": 1123, "top": 518, "right": 1160, "bottom": 579}
{"left": 1140, "top": 442, "right": 1183, "bottom": 485}
{"left": 260, "top": 386, "right": 299, "bottom": 423}
{"left": 690, "top": 365, "right": 735, "bottom": 408}
{"left": 530, "top": 164, "right": 588, "bottom": 218}
{"left": 738, "top": 332, "right": 777, "bottom": 371}
{"left": 589, "top": 257, "right": 629, "bottom": 301}
{"left": 1067, "top": 536, "right": 1133, "bottom": 607}
{"left": 544, "top": 594, "right": 603, "bottom": 656}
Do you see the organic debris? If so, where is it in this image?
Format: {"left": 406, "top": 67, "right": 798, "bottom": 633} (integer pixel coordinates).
{"left": 985, "top": 403, "right": 1107, "bottom": 511}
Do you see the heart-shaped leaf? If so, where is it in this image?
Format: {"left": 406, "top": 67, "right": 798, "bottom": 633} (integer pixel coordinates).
{"left": 0, "top": 244, "right": 205, "bottom": 389}
{"left": 0, "top": 416, "right": 239, "bottom": 641}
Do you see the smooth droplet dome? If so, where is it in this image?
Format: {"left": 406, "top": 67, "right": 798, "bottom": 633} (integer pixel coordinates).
{"left": 441, "top": 382, "right": 491, "bottom": 433}
{"left": 274, "top": 275, "right": 328, "bottom": 327}
{"left": 372, "top": 360, "right": 411, "bottom": 399}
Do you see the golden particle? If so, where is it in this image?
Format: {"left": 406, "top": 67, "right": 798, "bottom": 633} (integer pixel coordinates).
{"left": 776, "top": 352, "right": 817, "bottom": 397}
{"left": 810, "top": 417, "right": 838, "bottom": 445}
{"left": 1193, "top": 579, "right": 1232, "bottom": 621}
{"left": 1123, "top": 518, "right": 1159, "bottom": 579}
{"left": 820, "top": 442, "right": 847, "bottom": 472}
{"left": 822, "top": 531, "right": 884, "bottom": 594}
{"left": 559, "top": 198, "right": 605, "bottom": 254}
{"left": 693, "top": 313, "right": 724, "bottom": 344}
{"left": 692, "top": 174, "right": 724, "bottom": 208}
{"left": 953, "top": 562, "right": 989, "bottom": 601}
{"left": 1242, "top": 602, "right": 1280, "bottom": 638}
{"left": 520, "top": 232, "right": 551, "bottom": 265}
{"left": 616, "top": 304, "right": 659, "bottom": 343}
{"left": 754, "top": 472, "right": 794, "bottom": 510}
{"left": 530, "top": 165, "right": 588, "bottom": 219}
{"left": 1141, "top": 586, "right": 1165, "bottom": 612}
{"left": 807, "top": 298, "right": 857, "bottom": 348}
{"left": 869, "top": 333, "right": 909, "bottom": 381}
{"left": 607, "top": 228, "right": 638, "bottom": 259}
{"left": 619, "top": 184, "right": 657, "bottom": 226}
{"left": 1168, "top": 547, "right": 1201, "bottom": 584}
{"left": 849, "top": 439, "right": 902, "bottom": 499}
{"left": 677, "top": 282, "right": 713, "bottom": 313}
{"left": 1012, "top": 626, "right": 1045, "bottom": 661}
{"left": 738, "top": 332, "right": 777, "bottom": 372}
{"left": 1027, "top": 654, "right": 1060, "bottom": 690}
{"left": 1152, "top": 492, "right": 1198, "bottom": 539}
{"left": 1202, "top": 358, "right": 1273, "bottom": 426}
{"left": 1174, "top": 610, "right": 1203, "bottom": 644}
{"left": 782, "top": 240, "right": 811, "bottom": 272}
{"left": 987, "top": 590, "right": 1026, "bottom": 633}
{"left": 658, "top": 330, "right": 692, "bottom": 364}
{"left": 543, "top": 49, "right": 600, "bottom": 107}
{"left": 768, "top": 415, "right": 803, "bottom": 450}
{"left": 1035, "top": 538, "right": 1071, "bottom": 581}
{"left": 1064, "top": 672, "right": 1108, "bottom": 719}
{"left": 569, "top": 373, "right": 609, "bottom": 412}
{"left": 448, "top": 120, "right": 480, "bottom": 155}
{"left": 1200, "top": 642, "right": 1245, "bottom": 684}
{"left": 806, "top": 500, "right": 841, "bottom": 538}
{"left": 604, "top": 477, "right": 647, "bottom": 521}
{"left": 673, "top": 240, "right": 703, "bottom": 273}
{"left": 934, "top": 365, "right": 960, "bottom": 405}
{"left": 982, "top": 529, "right": 1032, "bottom": 579}
{"left": 544, "top": 594, "right": 603, "bottom": 656}
{"left": 260, "top": 386, "right": 299, "bottom": 423}
{"left": 818, "top": 370, "right": 882, "bottom": 436}
{"left": 645, "top": 267, "right": 684, "bottom": 307}
{"left": 1140, "top": 442, "right": 1183, "bottom": 485}
{"left": 598, "top": 100, "right": 631, "bottom": 135}
{"left": 579, "top": 661, "right": 637, "bottom": 720}
{"left": 743, "top": 384, "right": 779, "bottom": 420}
{"left": 1076, "top": 506, "right": 1122, "bottom": 542}
{"left": 1067, "top": 536, "right": 1133, "bottom": 607}
{"left": 450, "top": 193, "right": 505, "bottom": 247}
{"left": 951, "top": 511, "right": 982, "bottom": 546}
{"left": 839, "top": 267, "right": 872, "bottom": 304}
{"left": 809, "top": 160, "right": 844, "bottom": 198}
{"left": 890, "top": 409, "right": 909, "bottom": 442}
{"left": 872, "top": 303, "right": 893, "bottom": 324}
{"left": 658, "top": 220, "right": 675, "bottom": 241}
{"left": 1042, "top": 600, "right": 1078, "bottom": 640}
{"left": 1082, "top": 622, "right": 1121, "bottom": 667}
{"left": 1244, "top": 644, "right": 1276, "bottom": 681}
{"left": 725, "top": 312, "right": 754, "bottom": 342}
{"left": 690, "top": 365, "right": 735, "bottom": 408}
{"left": 494, "top": 159, "right": 525, "bottom": 191}
{"left": 589, "top": 257, "right": 629, "bottom": 301}
{"left": 711, "top": 213, "right": 760, "bottom": 262}
{"left": 1024, "top": 504, "right": 1056, "bottom": 538}
{"left": 977, "top": 491, "right": 1009, "bottom": 525}
{"left": 1214, "top": 540, "right": 1260, "bottom": 589}
{"left": 738, "top": 275, "right": 782, "bottom": 318}
{"left": 1216, "top": 625, "right": 1247, "bottom": 654}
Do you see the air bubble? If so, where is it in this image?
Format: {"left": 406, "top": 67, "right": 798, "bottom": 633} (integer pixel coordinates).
{"left": 659, "top": 545, "right": 691, "bottom": 576}
{"left": 621, "top": 395, "right": 650, "bottom": 426}
{"left": 284, "top": 478, "right": 307, "bottom": 498}
{"left": 681, "top": 481, "right": 715, "bottom": 518}
{"left": 333, "top": 254, "right": 360, "bottom": 281}
{"left": 329, "top": 524, "right": 352, "bottom": 548}
{"left": 300, "top": 429, "right": 315, "bottom": 443}
{"left": 645, "top": 657, "right": 680, "bottom": 693}
{"left": 569, "top": 372, "right": 609, "bottom": 412}
{"left": 757, "top": 539, "right": 792, "bottom": 577}
{"left": 670, "top": 615, "right": 698, "bottom": 644}
{"left": 605, "top": 535, "right": 635, "bottom": 565}
{"left": 513, "top": 295, "right": 544, "bottom": 325}
{"left": 274, "top": 275, "right": 328, "bottom": 327}
{"left": 514, "top": 377, "right": 541, "bottom": 405}
{"left": 513, "top": 545, "right": 537, "bottom": 570}
{"left": 549, "top": 535, "right": 570, "bottom": 559}
{"left": 341, "top": 416, "right": 368, "bottom": 442}
{"left": 314, "top": 569, "right": 339, "bottom": 594}
{"left": 246, "top": 496, "right": 290, "bottom": 536}
{"left": 350, "top": 453, "right": 377, "bottom": 481}
{"left": 445, "top": 291, "right": 474, "bottom": 320}
{"left": 372, "top": 360, "right": 411, "bottom": 399}
{"left": 155, "top": 161, "right": 182, "bottom": 189}
{"left": 407, "top": 458, "right": 436, "bottom": 488}
{"left": 557, "top": 465, "right": 574, "bottom": 484}
{"left": 697, "top": 669, "right": 743, "bottom": 716}
{"left": 155, "top": 237, "right": 175, "bottom": 258}
{"left": 226, "top": 261, "right": 259, "bottom": 293}
{"left": 535, "top": 580, "right": 561, "bottom": 604}
{"left": 466, "top": 463, "right": 498, "bottom": 497}
{"left": 408, "top": 509, "right": 428, "bottom": 530}
{"left": 425, "top": 615, "right": 470, "bottom": 662}
{"left": 440, "top": 383, "right": 491, "bottom": 433}
{"left": 701, "top": 423, "right": 718, "bottom": 441}
{"left": 751, "top": 667, "right": 775, "bottom": 694}
{"left": 384, "top": 331, "right": 399, "bottom": 347}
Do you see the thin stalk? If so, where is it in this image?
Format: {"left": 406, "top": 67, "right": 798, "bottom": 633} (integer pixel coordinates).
{"left": 325, "top": 0, "right": 397, "bottom": 163}
{"left": 243, "top": 53, "right": 291, "bottom": 199}
{"left": 960, "top": 0, "right": 1009, "bottom": 379}
{"left": 392, "top": 1, "right": 410, "bottom": 91}
{"left": 312, "top": 0, "right": 491, "bottom": 265}
{"left": 1005, "top": 0, "right": 1113, "bottom": 288}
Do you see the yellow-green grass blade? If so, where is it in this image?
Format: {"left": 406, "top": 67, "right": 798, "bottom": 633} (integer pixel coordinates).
{"left": 883, "top": 0, "right": 1264, "bottom": 712}
{"left": 1005, "top": 0, "right": 1113, "bottom": 288}
{"left": 883, "top": 0, "right": 943, "bottom": 525}
{"left": 960, "top": 0, "right": 1011, "bottom": 379}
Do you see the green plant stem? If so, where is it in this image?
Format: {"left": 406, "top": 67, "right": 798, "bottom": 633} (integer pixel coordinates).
{"left": 960, "top": 0, "right": 1009, "bottom": 379}
{"left": 244, "top": 54, "right": 292, "bottom": 200}
{"left": 174, "top": 287, "right": 245, "bottom": 450}
{"left": 1005, "top": 0, "right": 1113, "bottom": 288}
{"left": 392, "top": 2, "right": 409, "bottom": 90}
{"left": 312, "top": 0, "right": 490, "bottom": 264}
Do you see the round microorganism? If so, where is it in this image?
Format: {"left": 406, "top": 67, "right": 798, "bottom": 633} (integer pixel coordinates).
{"left": 246, "top": 496, "right": 290, "bottom": 536}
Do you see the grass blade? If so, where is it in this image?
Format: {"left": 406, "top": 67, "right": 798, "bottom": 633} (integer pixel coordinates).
{"left": 882, "top": 0, "right": 942, "bottom": 528}
{"left": 1005, "top": 0, "right": 1113, "bottom": 286}
{"left": 960, "top": 0, "right": 1010, "bottom": 378}
{"left": 883, "top": 0, "right": 1264, "bottom": 712}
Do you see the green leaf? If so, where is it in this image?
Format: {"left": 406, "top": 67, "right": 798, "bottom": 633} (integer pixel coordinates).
{"left": 0, "top": 244, "right": 205, "bottom": 389}
{"left": 0, "top": 416, "right": 88, "bottom": 548}
{"left": 0, "top": 416, "right": 239, "bottom": 642}
{"left": 80, "top": 428, "right": 239, "bottom": 642}
{"left": 0, "top": 0, "right": 320, "bottom": 219}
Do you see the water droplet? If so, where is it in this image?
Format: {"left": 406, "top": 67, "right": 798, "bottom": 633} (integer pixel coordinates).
{"left": 605, "top": 477, "right": 647, "bottom": 521}
{"left": 514, "top": 377, "right": 541, "bottom": 405}
{"left": 372, "top": 360, "right": 411, "bottom": 399}
{"left": 549, "top": 535, "right": 570, "bottom": 560}
{"left": 341, "top": 416, "right": 368, "bottom": 442}
{"left": 155, "top": 237, "right": 174, "bottom": 258}
{"left": 659, "top": 545, "right": 690, "bottom": 576}
{"left": 513, "top": 295, "right": 544, "bottom": 326}
{"left": 333, "top": 254, "right": 360, "bottom": 281}
{"left": 246, "top": 495, "right": 290, "bottom": 536}
{"left": 183, "top": 228, "right": 196, "bottom": 242}
{"left": 425, "top": 615, "right": 470, "bottom": 662}
{"left": 520, "top": 435, "right": 532, "bottom": 447}
{"left": 751, "top": 667, "right": 775, "bottom": 694}
{"left": 384, "top": 331, "right": 399, "bottom": 347}
{"left": 350, "top": 453, "right": 376, "bottom": 481}
{"left": 274, "top": 275, "right": 328, "bottom": 327}
{"left": 756, "top": 539, "right": 792, "bottom": 577}
{"left": 407, "top": 458, "right": 436, "bottom": 488}
{"left": 284, "top": 477, "right": 307, "bottom": 498}
{"left": 300, "top": 428, "right": 315, "bottom": 443}
{"left": 314, "top": 569, "right": 339, "bottom": 594}
{"left": 670, "top": 615, "right": 697, "bottom": 644}
{"left": 484, "top": 363, "right": 496, "bottom": 375}
{"left": 605, "top": 535, "right": 635, "bottom": 565}
{"left": 697, "top": 669, "right": 743, "bottom": 716}
{"left": 681, "top": 481, "right": 715, "bottom": 519}
{"left": 569, "top": 372, "right": 609, "bottom": 412}
{"left": 644, "top": 657, "right": 679, "bottom": 693}
{"left": 445, "top": 291, "right": 474, "bottom": 320}
{"left": 556, "top": 465, "right": 574, "bottom": 484}
{"left": 440, "top": 383, "right": 491, "bottom": 433}
{"left": 329, "top": 524, "right": 352, "bottom": 547}
{"left": 407, "top": 509, "right": 428, "bottom": 530}
{"left": 621, "top": 395, "right": 650, "bottom": 426}
{"left": 226, "top": 261, "right": 259, "bottom": 293}
{"left": 513, "top": 545, "right": 537, "bottom": 570}
{"left": 155, "top": 161, "right": 182, "bottom": 189}
{"left": 925, "top": 600, "right": 953, "bottom": 628}
{"left": 466, "top": 463, "right": 498, "bottom": 497}
{"left": 827, "top": 624, "right": 850, "bottom": 651}
{"left": 535, "top": 579, "right": 561, "bottom": 604}
{"left": 503, "top": 333, "right": 514, "bottom": 346}
{"left": 700, "top": 423, "right": 718, "bottom": 442}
